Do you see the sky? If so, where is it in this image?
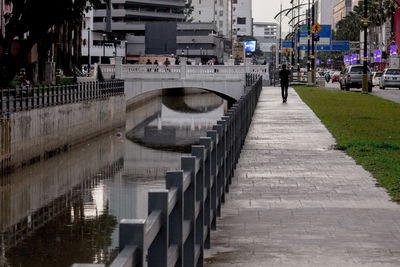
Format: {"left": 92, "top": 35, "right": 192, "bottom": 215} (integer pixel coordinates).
{"left": 252, "top": 0, "right": 293, "bottom": 34}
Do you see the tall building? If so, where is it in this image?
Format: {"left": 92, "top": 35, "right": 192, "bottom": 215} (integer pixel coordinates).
{"left": 191, "top": 0, "right": 231, "bottom": 37}
{"left": 333, "top": 0, "right": 360, "bottom": 30}
{"left": 83, "top": 0, "right": 223, "bottom": 64}
{"left": 232, "top": 0, "right": 252, "bottom": 37}
{"left": 316, "top": 0, "right": 341, "bottom": 26}
{"left": 253, "top": 22, "right": 278, "bottom": 61}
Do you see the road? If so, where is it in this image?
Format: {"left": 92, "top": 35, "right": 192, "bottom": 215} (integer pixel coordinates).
{"left": 324, "top": 81, "right": 400, "bottom": 104}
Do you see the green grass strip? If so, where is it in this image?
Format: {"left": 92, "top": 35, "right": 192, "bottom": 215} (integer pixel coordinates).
{"left": 293, "top": 85, "right": 400, "bottom": 202}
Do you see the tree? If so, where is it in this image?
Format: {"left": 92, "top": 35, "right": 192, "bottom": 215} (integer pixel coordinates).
{"left": 0, "top": 0, "right": 107, "bottom": 87}
{"left": 334, "top": 0, "right": 396, "bottom": 42}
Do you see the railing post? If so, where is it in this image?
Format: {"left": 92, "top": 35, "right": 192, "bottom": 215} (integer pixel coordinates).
{"left": 6, "top": 88, "right": 10, "bottom": 112}
{"left": 166, "top": 171, "right": 184, "bottom": 267}
{"left": 199, "top": 137, "right": 212, "bottom": 249}
{"left": 206, "top": 130, "right": 218, "bottom": 229}
{"left": 148, "top": 189, "right": 169, "bottom": 267}
{"left": 0, "top": 88, "right": 3, "bottom": 112}
{"left": 214, "top": 122, "right": 227, "bottom": 198}
{"left": 181, "top": 156, "right": 196, "bottom": 267}
{"left": 119, "top": 219, "right": 146, "bottom": 266}
{"left": 192, "top": 145, "right": 205, "bottom": 266}
{"left": 212, "top": 124, "right": 224, "bottom": 207}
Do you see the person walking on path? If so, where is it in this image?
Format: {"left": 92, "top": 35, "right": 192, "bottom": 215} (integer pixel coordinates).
{"left": 279, "top": 64, "right": 291, "bottom": 103}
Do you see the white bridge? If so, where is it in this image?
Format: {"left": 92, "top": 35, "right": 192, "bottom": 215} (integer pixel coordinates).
{"left": 99, "top": 58, "right": 269, "bottom": 102}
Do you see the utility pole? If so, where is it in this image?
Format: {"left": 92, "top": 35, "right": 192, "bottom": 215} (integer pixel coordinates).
{"left": 307, "top": 0, "right": 310, "bottom": 75}
{"left": 311, "top": 0, "right": 315, "bottom": 84}
{"left": 291, "top": 1, "right": 295, "bottom": 71}
{"left": 362, "top": 0, "right": 369, "bottom": 93}
{"left": 279, "top": 1, "right": 282, "bottom": 68}
{"left": 297, "top": 0, "right": 300, "bottom": 81}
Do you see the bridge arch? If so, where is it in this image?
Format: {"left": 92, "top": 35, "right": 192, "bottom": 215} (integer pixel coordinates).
{"left": 124, "top": 78, "right": 244, "bottom": 104}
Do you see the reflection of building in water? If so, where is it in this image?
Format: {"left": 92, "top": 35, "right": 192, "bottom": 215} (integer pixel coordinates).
{"left": 0, "top": 133, "right": 124, "bottom": 265}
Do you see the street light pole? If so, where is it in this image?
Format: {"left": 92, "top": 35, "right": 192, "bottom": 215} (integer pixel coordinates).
{"left": 307, "top": 0, "right": 311, "bottom": 75}
{"left": 311, "top": 0, "right": 315, "bottom": 84}
{"left": 362, "top": 0, "right": 369, "bottom": 93}
{"left": 297, "top": 0, "right": 301, "bottom": 81}
{"left": 291, "top": 1, "right": 295, "bottom": 71}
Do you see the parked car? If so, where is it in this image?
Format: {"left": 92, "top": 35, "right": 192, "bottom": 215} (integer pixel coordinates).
{"left": 331, "top": 71, "right": 341, "bottom": 83}
{"left": 379, "top": 68, "right": 400, "bottom": 89}
{"left": 339, "top": 65, "right": 372, "bottom": 92}
{"left": 372, "top": 72, "right": 383, "bottom": 86}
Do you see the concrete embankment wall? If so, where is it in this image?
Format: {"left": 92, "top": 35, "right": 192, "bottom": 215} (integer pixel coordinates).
{"left": 0, "top": 95, "right": 126, "bottom": 172}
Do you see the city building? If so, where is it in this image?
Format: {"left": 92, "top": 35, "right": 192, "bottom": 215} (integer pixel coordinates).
{"left": 82, "top": 3, "right": 223, "bottom": 65}
{"left": 191, "top": 0, "right": 231, "bottom": 38}
{"left": 253, "top": 22, "right": 278, "bottom": 62}
{"left": 333, "top": 0, "right": 358, "bottom": 31}
{"left": 232, "top": 0, "right": 252, "bottom": 37}
{"left": 316, "top": 0, "right": 341, "bottom": 26}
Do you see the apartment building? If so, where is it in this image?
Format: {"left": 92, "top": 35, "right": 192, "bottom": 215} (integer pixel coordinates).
{"left": 83, "top": 1, "right": 223, "bottom": 63}
{"left": 232, "top": 0, "right": 252, "bottom": 37}
{"left": 191, "top": 0, "right": 231, "bottom": 37}
{"left": 316, "top": 0, "right": 341, "bottom": 26}
{"left": 333, "top": 0, "right": 358, "bottom": 30}
{"left": 253, "top": 22, "right": 278, "bottom": 61}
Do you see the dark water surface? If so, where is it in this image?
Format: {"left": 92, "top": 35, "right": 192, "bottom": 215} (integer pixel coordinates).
{"left": 0, "top": 88, "right": 227, "bottom": 267}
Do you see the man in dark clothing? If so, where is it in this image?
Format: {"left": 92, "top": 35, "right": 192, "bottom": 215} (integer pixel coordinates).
{"left": 279, "top": 64, "right": 291, "bottom": 103}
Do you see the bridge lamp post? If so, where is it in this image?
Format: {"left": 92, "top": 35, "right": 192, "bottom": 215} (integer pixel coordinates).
{"left": 88, "top": 27, "right": 91, "bottom": 77}
{"left": 114, "top": 37, "right": 118, "bottom": 57}
{"left": 102, "top": 33, "right": 106, "bottom": 64}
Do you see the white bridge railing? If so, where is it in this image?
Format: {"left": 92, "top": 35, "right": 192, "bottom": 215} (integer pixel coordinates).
{"left": 99, "top": 59, "right": 269, "bottom": 82}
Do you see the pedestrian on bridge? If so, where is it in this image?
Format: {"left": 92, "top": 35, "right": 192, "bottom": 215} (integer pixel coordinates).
{"left": 279, "top": 64, "right": 291, "bottom": 103}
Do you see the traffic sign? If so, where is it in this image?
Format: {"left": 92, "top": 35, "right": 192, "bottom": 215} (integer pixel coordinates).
{"left": 284, "top": 48, "right": 290, "bottom": 54}
{"left": 312, "top": 22, "right": 322, "bottom": 34}
{"left": 296, "top": 25, "right": 331, "bottom": 51}
{"left": 332, "top": 41, "right": 350, "bottom": 51}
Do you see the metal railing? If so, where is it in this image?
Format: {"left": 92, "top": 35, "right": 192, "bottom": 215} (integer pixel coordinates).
{"left": 0, "top": 80, "right": 124, "bottom": 113}
{"left": 72, "top": 76, "right": 263, "bottom": 267}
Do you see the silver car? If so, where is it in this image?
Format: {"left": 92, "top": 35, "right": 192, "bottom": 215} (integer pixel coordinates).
{"left": 340, "top": 65, "right": 372, "bottom": 92}
{"left": 379, "top": 68, "right": 400, "bottom": 89}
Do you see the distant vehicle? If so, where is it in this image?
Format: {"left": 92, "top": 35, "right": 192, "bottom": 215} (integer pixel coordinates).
{"left": 379, "top": 68, "right": 400, "bottom": 90}
{"left": 372, "top": 72, "right": 383, "bottom": 86}
{"left": 339, "top": 65, "right": 372, "bottom": 92}
{"left": 331, "top": 71, "right": 341, "bottom": 83}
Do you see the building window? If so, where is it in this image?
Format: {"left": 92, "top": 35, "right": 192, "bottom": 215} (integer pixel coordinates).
{"left": 219, "top": 10, "right": 223, "bottom": 16}
{"left": 199, "top": 10, "right": 201, "bottom": 14}
{"left": 219, "top": 21, "right": 223, "bottom": 27}
{"left": 237, "top": 17, "right": 246, "bottom": 24}
{"left": 199, "top": 0, "right": 201, "bottom": 3}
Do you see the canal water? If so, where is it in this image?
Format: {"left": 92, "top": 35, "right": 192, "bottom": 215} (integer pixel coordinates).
{"left": 0, "top": 88, "right": 228, "bottom": 267}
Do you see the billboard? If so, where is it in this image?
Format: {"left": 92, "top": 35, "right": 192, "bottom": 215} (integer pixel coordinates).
{"left": 344, "top": 55, "right": 350, "bottom": 65}
{"left": 390, "top": 45, "right": 398, "bottom": 56}
{"left": 351, "top": 54, "right": 358, "bottom": 64}
{"left": 374, "top": 49, "right": 382, "bottom": 63}
{"left": 242, "top": 41, "right": 256, "bottom": 52}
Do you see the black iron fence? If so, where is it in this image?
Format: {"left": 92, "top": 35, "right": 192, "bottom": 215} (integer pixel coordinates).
{"left": 0, "top": 80, "right": 124, "bottom": 113}
{"left": 72, "top": 75, "right": 263, "bottom": 267}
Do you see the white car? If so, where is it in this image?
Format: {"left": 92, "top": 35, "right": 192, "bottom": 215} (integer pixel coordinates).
{"left": 379, "top": 69, "right": 400, "bottom": 89}
{"left": 372, "top": 72, "right": 383, "bottom": 86}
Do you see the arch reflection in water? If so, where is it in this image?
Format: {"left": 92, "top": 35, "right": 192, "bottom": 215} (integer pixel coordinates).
{"left": 126, "top": 89, "right": 227, "bottom": 153}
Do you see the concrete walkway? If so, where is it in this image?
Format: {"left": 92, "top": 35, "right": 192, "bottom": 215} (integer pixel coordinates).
{"left": 205, "top": 87, "right": 400, "bottom": 267}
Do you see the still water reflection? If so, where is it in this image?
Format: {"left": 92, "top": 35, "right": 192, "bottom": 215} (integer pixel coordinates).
{"left": 0, "top": 88, "right": 227, "bottom": 266}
